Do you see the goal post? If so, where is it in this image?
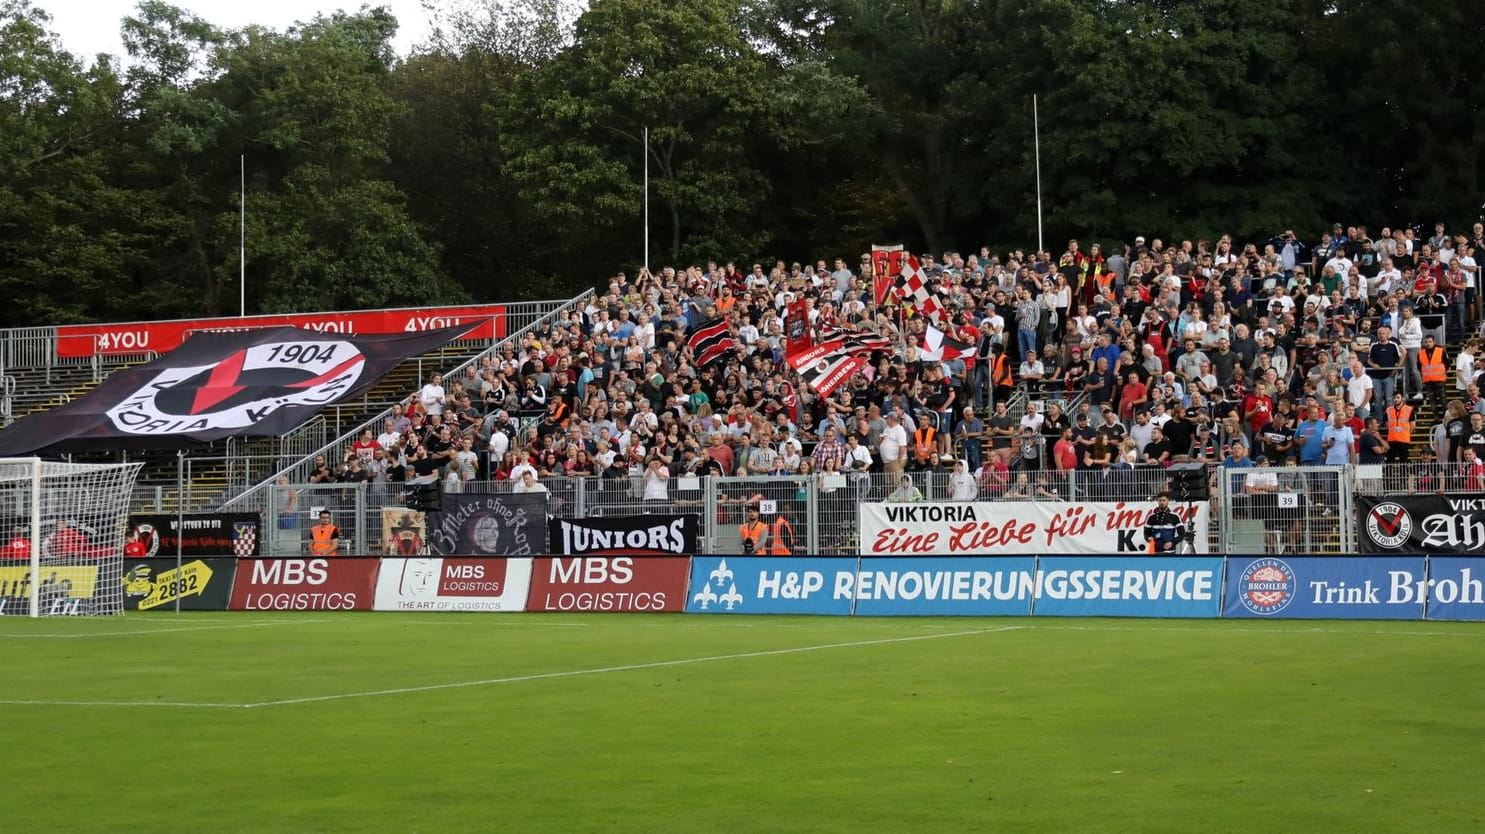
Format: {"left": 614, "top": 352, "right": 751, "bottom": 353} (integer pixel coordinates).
{"left": 0, "top": 458, "right": 144, "bottom": 617}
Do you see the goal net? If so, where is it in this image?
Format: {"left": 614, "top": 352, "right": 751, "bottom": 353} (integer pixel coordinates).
{"left": 0, "top": 459, "right": 143, "bottom": 617}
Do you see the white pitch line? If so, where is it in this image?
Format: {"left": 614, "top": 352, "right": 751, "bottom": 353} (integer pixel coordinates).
{"left": 243, "top": 626, "right": 1025, "bottom": 709}
{"left": 0, "top": 619, "right": 335, "bottom": 639}
{"left": 0, "top": 698, "right": 245, "bottom": 708}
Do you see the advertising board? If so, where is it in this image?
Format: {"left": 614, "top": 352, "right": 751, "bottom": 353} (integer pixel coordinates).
{"left": 1222, "top": 557, "right": 1427, "bottom": 619}
{"left": 1031, "top": 557, "right": 1224, "bottom": 618}
{"left": 685, "top": 557, "right": 855, "bottom": 615}
{"left": 848, "top": 558, "right": 1036, "bottom": 617}
{"left": 374, "top": 557, "right": 531, "bottom": 612}
{"left": 860, "top": 501, "right": 1210, "bottom": 556}
{"left": 228, "top": 558, "right": 378, "bottom": 611}
{"left": 527, "top": 557, "right": 689, "bottom": 612}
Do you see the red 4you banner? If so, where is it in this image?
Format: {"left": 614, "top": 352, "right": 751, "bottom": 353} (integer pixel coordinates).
{"left": 56, "top": 304, "right": 507, "bottom": 358}
{"left": 859, "top": 501, "right": 1210, "bottom": 556}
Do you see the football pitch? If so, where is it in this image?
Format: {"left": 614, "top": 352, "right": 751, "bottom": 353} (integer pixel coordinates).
{"left": 2, "top": 614, "right": 1481, "bottom": 833}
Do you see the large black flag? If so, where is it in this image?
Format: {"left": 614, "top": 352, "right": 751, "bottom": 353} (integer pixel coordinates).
{"left": 0, "top": 325, "right": 475, "bottom": 455}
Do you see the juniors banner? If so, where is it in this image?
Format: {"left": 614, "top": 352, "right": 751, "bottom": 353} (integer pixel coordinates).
{"left": 1357, "top": 495, "right": 1485, "bottom": 554}
{"left": 121, "top": 558, "right": 236, "bottom": 611}
{"left": 546, "top": 515, "right": 698, "bottom": 556}
{"left": 1224, "top": 556, "right": 1427, "bottom": 619}
{"left": 126, "top": 513, "right": 261, "bottom": 558}
{"left": 860, "top": 501, "right": 1210, "bottom": 556}
{"left": 228, "top": 557, "right": 378, "bottom": 611}
{"left": 427, "top": 493, "right": 546, "bottom": 556}
{"left": 374, "top": 557, "right": 531, "bottom": 612}
{"left": 527, "top": 557, "right": 689, "bottom": 612}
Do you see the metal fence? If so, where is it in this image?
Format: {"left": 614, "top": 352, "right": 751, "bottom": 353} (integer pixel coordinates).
{"left": 1215, "top": 464, "right": 1352, "bottom": 556}
{"left": 222, "top": 292, "right": 595, "bottom": 514}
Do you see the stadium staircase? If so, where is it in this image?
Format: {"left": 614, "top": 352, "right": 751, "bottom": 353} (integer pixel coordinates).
{"left": 217, "top": 289, "right": 595, "bottom": 515}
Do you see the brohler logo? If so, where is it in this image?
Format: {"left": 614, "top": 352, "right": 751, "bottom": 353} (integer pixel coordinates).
{"left": 1365, "top": 502, "right": 1413, "bottom": 550}
{"left": 1236, "top": 558, "right": 1297, "bottom": 616}
{"left": 105, "top": 340, "right": 366, "bottom": 435}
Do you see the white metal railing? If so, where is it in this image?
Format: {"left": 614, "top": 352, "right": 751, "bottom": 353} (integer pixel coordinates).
{"left": 221, "top": 290, "right": 596, "bottom": 511}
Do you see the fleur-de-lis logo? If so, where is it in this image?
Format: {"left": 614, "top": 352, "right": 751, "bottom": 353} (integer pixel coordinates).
{"left": 709, "top": 559, "right": 733, "bottom": 588}
{"left": 719, "top": 584, "right": 743, "bottom": 611}
{"left": 692, "top": 584, "right": 718, "bottom": 610}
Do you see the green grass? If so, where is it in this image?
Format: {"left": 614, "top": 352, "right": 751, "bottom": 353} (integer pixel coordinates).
{"left": 1, "top": 614, "right": 1481, "bottom": 833}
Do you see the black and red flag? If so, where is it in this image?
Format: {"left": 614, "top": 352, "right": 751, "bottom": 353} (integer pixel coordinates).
{"left": 686, "top": 317, "right": 734, "bottom": 369}
{"left": 0, "top": 325, "right": 476, "bottom": 455}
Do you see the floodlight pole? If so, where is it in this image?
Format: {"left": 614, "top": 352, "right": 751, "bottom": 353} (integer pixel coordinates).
{"left": 1033, "top": 94, "right": 1044, "bottom": 255}
{"left": 642, "top": 126, "right": 650, "bottom": 271}
{"left": 240, "top": 154, "right": 246, "bottom": 317}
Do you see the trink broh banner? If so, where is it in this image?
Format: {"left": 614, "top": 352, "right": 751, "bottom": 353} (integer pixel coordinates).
{"left": 1357, "top": 495, "right": 1485, "bottom": 555}
{"left": 1224, "top": 557, "right": 1428, "bottom": 619}
{"left": 859, "top": 501, "right": 1211, "bottom": 556}
{"left": 546, "top": 514, "right": 698, "bottom": 556}
{"left": 1423, "top": 558, "right": 1485, "bottom": 621}
{"left": 427, "top": 493, "right": 547, "bottom": 556}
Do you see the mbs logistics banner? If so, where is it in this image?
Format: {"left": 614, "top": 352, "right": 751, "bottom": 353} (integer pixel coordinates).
{"left": 121, "top": 558, "right": 236, "bottom": 611}
{"left": 228, "top": 558, "right": 379, "bottom": 611}
{"left": 859, "top": 501, "right": 1210, "bottom": 555}
{"left": 528, "top": 557, "right": 690, "bottom": 612}
{"left": 374, "top": 557, "right": 531, "bottom": 612}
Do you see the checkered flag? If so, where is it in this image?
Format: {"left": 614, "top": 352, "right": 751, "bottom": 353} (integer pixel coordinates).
{"left": 233, "top": 522, "right": 259, "bottom": 557}
{"left": 896, "top": 254, "right": 948, "bottom": 327}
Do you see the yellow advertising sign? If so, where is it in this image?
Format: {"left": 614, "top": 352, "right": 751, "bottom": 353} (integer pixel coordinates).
{"left": 0, "top": 565, "right": 100, "bottom": 599}
{"left": 123, "top": 560, "right": 214, "bottom": 610}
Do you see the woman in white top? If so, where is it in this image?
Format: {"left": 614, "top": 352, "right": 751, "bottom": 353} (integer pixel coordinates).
{"left": 419, "top": 373, "right": 446, "bottom": 416}
{"left": 948, "top": 461, "right": 978, "bottom": 501}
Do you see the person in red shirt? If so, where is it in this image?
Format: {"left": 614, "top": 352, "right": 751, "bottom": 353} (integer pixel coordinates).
{"left": 5, "top": 528, "right": 29, "bottom": 560}
{"left": 48, "top": 520, "right": 99, "bottom": 559}
{"left": 1242, "top": 382, "right": 1274, "bottom": 436}
{"left": 1053, "top": 428, "right": 1079, "bottom": 471}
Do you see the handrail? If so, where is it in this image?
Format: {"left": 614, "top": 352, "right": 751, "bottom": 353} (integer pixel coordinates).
{"left": 221, "top": 289, "right": 596, "bottom": 509}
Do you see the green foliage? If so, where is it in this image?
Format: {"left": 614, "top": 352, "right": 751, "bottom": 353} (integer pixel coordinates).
{"left": 0, "top": 0, "right": 1481, "bottom": 325}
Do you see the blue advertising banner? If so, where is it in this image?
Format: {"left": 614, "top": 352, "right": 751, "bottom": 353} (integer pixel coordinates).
{"left": 1223, "top": 557, "right": 1426, "bottom": 619}
{"left": 1422, "top": 558, "right": 1485, "bottom": 621}
{"left": 1033, "top": 557, "right": 1224, "bottom": 618}
{"left": 849, "top": 558, "right": 1036, "bottom": 617}
{"left": 685, "top": 557, "right": 856, "bottom": 616}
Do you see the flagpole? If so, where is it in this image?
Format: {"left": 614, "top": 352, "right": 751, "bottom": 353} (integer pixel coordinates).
{"left": 642, "top": 126, "right": 649, "bottom": 271}
{"left": 240, "top": 153, "right": 246, "bottom": 316}
{"left": 1033, "top": 95, "right": 1044, "bottom": 255}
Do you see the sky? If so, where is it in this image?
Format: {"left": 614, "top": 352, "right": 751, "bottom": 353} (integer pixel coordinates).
{"left": 38, "top": 0, "right": 438, "bottom": 61}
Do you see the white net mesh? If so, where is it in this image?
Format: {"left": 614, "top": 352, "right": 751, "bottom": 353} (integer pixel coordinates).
{"left": 0, "top": 459, "right": 144, "bottom": 617}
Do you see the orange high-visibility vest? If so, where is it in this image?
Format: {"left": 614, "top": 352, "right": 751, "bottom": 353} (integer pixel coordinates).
{"left": 1420, "top": 347, "right": 1447, "bottom": 383}
{"left": 914, "top": 427, "right": 938, "bottom": 463}
{"left": 767, "top": 517, "right": 792, "bottom": 555}
{"left": 991, "top": 355, "right": 1012, "bottom": 386}
{"left": 739, "top": 521, "right": 767, "bottom": 550}
{"left": 1387, "top": 405, "right": 1413, "bottom": 444}
{"left": 309, "top": 523, "right": 339, "bottom": 556}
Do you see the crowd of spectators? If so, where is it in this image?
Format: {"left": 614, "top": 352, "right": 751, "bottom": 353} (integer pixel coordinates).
{"left": 310, "top": 221, "right": 1485, "bottom": 504}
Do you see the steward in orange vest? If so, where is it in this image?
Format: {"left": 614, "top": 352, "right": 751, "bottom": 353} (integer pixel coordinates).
{"left": 912, "top": 424, "right": 939, "bottom": 469}
{"left": 766, "top": 514, "right": 793, "bottom": 556}
{"left": 309, "top": 512, "right": 341, "bottom": 556}
{"left": 1385, "top": 397, "right": 1413, "bottom": 464}
{"left": 738, "top": 508, "right": 767, "bottom": 554}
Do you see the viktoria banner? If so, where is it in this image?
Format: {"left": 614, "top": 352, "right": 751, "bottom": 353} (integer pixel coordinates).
{"left": 859, "top": 501, "right": 1210, "bottom": 556}
{"left": 126, "top": 513, "right": 261, "bottom": 558}
{"left": 427, "top": 493, "right": 547, "bottom": 556}
{"left": 1357, "top": 495, "right": 1485, "bottom": 554}
{"left": 547, "top": 515, "right": 698, "bottom": 556}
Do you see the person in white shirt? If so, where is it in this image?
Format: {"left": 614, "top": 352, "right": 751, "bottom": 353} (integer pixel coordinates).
{"left": 508, "top": 453, "right": 537, "bottom": 482}
{"left": 1346, "top": 360, "right": 1374, "bottom": 420}
{"left": 512, "top": 470, "right": 548, "bottom": 494}
{"left": 948, "top": 460, "right": 978, "bottom": 501}
{"left": 1398, "top": 307, "right": 1424, "bottom": 398}
{"left": 1019, "top": 402, "right": 1044, "bottom": 434}
{"left": 1458, "top": 343, "right": 1477, "bottom": 393}
{"left": 642, "top": 458, "right": 669, "bottom": 503}
{"left": 376, "top": 418, "right": 401, "bottom": 451}
{"left": 879, "top": 412, "right": 908, "bottom": 474}
{"left": 419, "top": 373, "right": 446, "bottom": 416}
